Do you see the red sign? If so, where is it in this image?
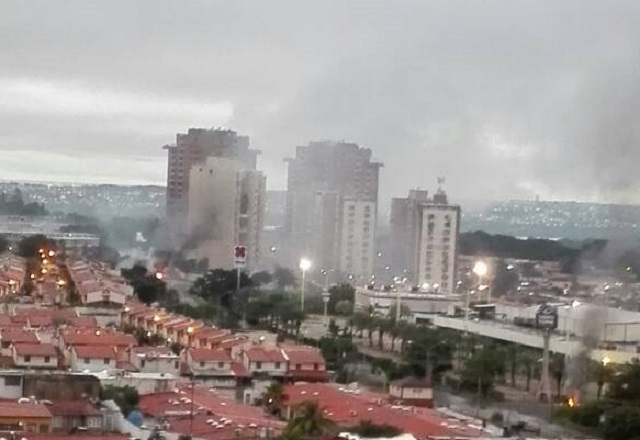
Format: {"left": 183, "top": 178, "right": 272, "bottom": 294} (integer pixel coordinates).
{"left": 234, "top": 245, "right": 246, "bottom": 267}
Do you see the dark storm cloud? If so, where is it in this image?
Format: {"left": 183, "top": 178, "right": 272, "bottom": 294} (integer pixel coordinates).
{"left": 1, "top": 0, "right": 640, "bottom": 203}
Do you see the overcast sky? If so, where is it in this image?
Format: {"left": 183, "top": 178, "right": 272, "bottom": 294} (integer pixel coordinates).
{"left": 2, "top": 1, "right": 640, "bottom": 203}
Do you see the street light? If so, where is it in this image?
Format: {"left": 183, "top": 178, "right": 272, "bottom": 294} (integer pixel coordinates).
{"left": 299, "top": 258, "right": 311, "bottom": 312}
{"left": 472, "top": 261, "right": 488, "bottom": 302}
{"left": 322, "top": 291, "right": 331, "bottom": 326}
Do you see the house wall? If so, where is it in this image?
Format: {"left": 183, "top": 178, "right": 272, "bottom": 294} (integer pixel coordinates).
{"left": 13, "top": 353, "right": 56, "bottom": 369}
{"left": 70, "top": 350, "right": 116, "bottom": 372}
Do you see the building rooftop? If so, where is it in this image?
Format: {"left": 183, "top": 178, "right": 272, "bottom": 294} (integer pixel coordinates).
{"left": 47, "top": 400, "right": 101, "bottom": 417}
{"left": 14, "top": 343, "right": 57, "bottom": 358}
{"left": 0, "top": 401, "right": 52, "bottom": 418}
{"left": 73, "top": 345, "right": 116, "bottom": 360}
{"left": 190, "top": 349, "right": 232, "bottom": 363}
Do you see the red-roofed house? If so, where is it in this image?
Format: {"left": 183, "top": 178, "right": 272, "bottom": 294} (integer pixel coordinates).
{"left": 0, "top": 329, "right": 39, "bottom": 355}
{"left": 282, "top": 383, "right": 481, "bottom": 439}
{"left": 70, "top": 345, "right": 117, "bottom": 372}
{"left": 0, "top": 401, "right": 52, "bottom": 433}
{"left": 49, "top": 400, "right": 102, "bottom": 431}
{"left": 242, "top": 347, "right": 287, "bottom": 378}
{"left": 60, "top": 330, "right": 135, "bottom": 361}
{"left": 282, "top": 347, "right": 327, "bottom": 382}
{"left": 186, "top": 348, "right": 239, "bottom": 386}
{"left": 389, "top": 378, "right": 434, "bottom": 407}
{"left": 12, "top": 343, "right": 58, "bottom": 369}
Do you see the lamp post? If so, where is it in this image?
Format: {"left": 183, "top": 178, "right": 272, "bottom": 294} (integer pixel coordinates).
{"left": 299, "top": 258, "right": 311, "bottom": 312}
{"left": 322, "top": 291, "right": 331, "bottom": 326}
{"left": 472, "top": 260, "right": 488, "bottom": 302}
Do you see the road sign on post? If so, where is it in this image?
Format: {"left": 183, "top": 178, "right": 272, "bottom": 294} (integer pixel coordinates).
{"left": 234, "top": 245, "right": 247, "bottom": 268}
{"left": 536, "top": 303, "right": 558, "bottom": 330}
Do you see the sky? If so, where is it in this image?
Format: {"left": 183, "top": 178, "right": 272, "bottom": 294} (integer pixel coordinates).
{"left": 2, "top": 0, "right": 640, "bottom": 204}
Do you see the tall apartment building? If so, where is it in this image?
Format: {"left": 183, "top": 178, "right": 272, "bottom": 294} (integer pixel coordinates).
{"left": 187, "top": 157, "right": 266, "bottom": 271}
{"left": 285, "top": 141, "right": 381, "bottom": 279}
{"left": 390, "top": 188, "right": 460, "bottom": 291}
{"left": 164, "top": 128, "right": 259, "bottom": 222}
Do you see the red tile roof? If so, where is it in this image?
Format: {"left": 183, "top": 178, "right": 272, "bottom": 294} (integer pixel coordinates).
{"left": 283, "top": 347, "right": 325, "bottom": 365}
{"left": 63, "top": 331, "right": 136, "bottom": 347}
{"left": 14, "top": 343, "right": 57, "bottom": 357}
{"left": 0, "top": 401, "right": 52, "bottom": 418}
{"left": 73, "top": 345, "right": 116, "bottom": 360}
{"left": 47, "top": 400, "right": 101, "bottom": 416}
{"left": 0, "top": 329, "right": 39, "bottom": 344}
{"left": 283, "top": 383, "right": 482, "bottom": 438}
{"left": 15, "top": 308, "right": 78, "bottom": 319}
{"left": 132, "top": 346, "right": 174, "bottom": 356}
{"left": 190, "top": 349, "right": 232, "bottom": 363}
{"left": 28, "top": 316, "right": 54, "bottom": 328}
{"left": 245, "top": 347, "right": 286, "bottom": 363}
{"left": 67, "top": 316, "right": 99, "bottom": 327}
{"left": 26, "top": 435, "right": 127, "bottom": 440}
{"left": 230, "top": 362, "right": 249, "bottom": 377}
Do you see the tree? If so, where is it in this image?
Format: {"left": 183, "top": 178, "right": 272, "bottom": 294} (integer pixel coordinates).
{"left": 327, "top": 283, "right": 355, "bottom": 314}
{"left": 274, "top": 267, "right": 296, "bottom": 290}
{"left": 0, "top": 235, "right": 8, "bottom": 253}
{"left": 517, "top": 348, "right": 541, "bottom": 392}
{"left": 284, "top": 401, "right": 335, "bottom": 440}
{"left": 346, "top": 421, "right": 403, "bottom": 438}
{"left": 101, "top": 385, "right": 139, "bottom": 416}
{"left": 262, "top": 382, "right": 285, "bottom": 416}
{"left": 603, "top": 406, "right": 640, "bottom": 440}
{"left": 608, "top": 359, "right": 640, "bottom": 403}
{"left": 251, "top": 271, "right": 273, "bottom": 286}
{"left": 591, "top": 360, "right": 614, "bottom": 400}
{"left": 550, "top": 353, "right": 565, "bottom": 398}
{"left": 461, "top": 344, "right": 506, "bottom": 398}
{"left": 334, "top": 300, "right": 353, "bottom": 316}
{"left": 17, "top": 234, "right": 56, "bottom": 258}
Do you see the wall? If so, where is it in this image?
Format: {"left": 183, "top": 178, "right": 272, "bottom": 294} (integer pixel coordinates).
{"left": 339, "top": 199, "right": 376, "bottom": 279}
{"left": 14, "top": 354, "right": 56, "bottom": 369}
{"left": 133, "top": 356, "right": 180, "bottom": 375}
{"left": 0, "top": 373, "right": 23, "bottom": 399}
{"left": 98, "top": 375, "right": 179, "bottom": 395}
{"left": 389, "top": 385, "right": 433, "bottom": 401}
{"left": 247, "top": 360, "right": 286, "bottom": 376}
{"left": 70, "top": 350, "right": 116, "bottom": 372}
{"left": 23, "top": 374, "right": 101, "bottom": 400}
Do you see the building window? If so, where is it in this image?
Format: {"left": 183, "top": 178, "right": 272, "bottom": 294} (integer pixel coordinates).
{"left": 218, "top": 362, "right": 225, "bottom": 368}
{"left": 84, "top": 358, "right": 90, "bottom": 364}
{"left": 44, "top": 356, "right": 50, "bottom": 363}
{"left": 314, "top": 363, "right": 319, "bottom": 370}
{"left": 104, "top": 358, "right": 110, "bottom": 364}
{"left": 295, "top": 364, "right": 301, "bottom": 370}
{"left": 4, "top": 376, "right": 20, "bottom": 386}
{"left": 256, "top": 361, "right": 262, "bottom": 370}
{"left": 24, "top": 355, "right": 31, "bottom": 363}
{"left": 275, "top": 362, "right": 281, "bottom": 369}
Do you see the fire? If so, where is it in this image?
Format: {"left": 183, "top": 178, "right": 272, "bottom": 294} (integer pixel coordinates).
{"left": 566, "top": 394, "right": 580, "bottom": 408}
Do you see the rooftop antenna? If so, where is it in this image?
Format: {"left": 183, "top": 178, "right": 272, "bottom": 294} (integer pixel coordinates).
{"left": 437, "top": 177, "right": 446, "bottom": 193}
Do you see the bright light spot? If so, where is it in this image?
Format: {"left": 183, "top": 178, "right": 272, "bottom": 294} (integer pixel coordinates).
{"left": 602, "top": 356, "right": 611, "bottom": 366}
{"left": 48, "top": 251, "right": 55, "bottom": 257}
{"left": 299, "top": 258, "right": 311, "bottom": 272}
{"left": 473, "top": 261, "right": 488, "bottom": 277}
{"left": 155, "top": 272, "right": 164, "bottom": 280}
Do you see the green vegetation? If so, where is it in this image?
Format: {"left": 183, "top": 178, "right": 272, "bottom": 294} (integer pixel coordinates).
{"left": 0, "top": 189, "right": 47, "bottom": 216}
{"left": 101, "top": 385, "right": 139, "bottom": 416}
{"left": 121, "top": 264, "right": 168, "bottom": 305}
{"left": 346, "top": 420, "right": 403, "bottom": 438}
{"left": 283, "top": 401, "right": 335, "bottom": 440}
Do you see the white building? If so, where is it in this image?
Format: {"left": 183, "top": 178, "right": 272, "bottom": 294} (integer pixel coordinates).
{"left": 187, "top": 157, "right": 266, "bottom": 271}
{"left": 130, "top": 347, "right": 180, "bottom": 375}
{"left": 12, "top": 343, "right": 57, "bottom": 370}
{"left": 69, "top": 345, "right": 117, "bottom": 372}
{"left": 242, "top": 347, "right": 287, "bottom": 377}
{"left": 390, "top": 187, "right": 460, "bottom": 291}
{"left": 339, "top": 199, "right": 376, "bottom": 279}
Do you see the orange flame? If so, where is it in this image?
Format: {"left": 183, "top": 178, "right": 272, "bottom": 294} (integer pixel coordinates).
{"left": 568, "top": 397, "right": 575, "bottom": 407}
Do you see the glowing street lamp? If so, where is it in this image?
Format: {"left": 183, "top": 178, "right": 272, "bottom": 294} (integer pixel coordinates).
{"left": 299, "top": 258, "right": 312, "bottom": 312}
{"left": 602, "top": 356, "right": 611, "bottom": 366}
{"left": 472, "top": 261, "right": 488, "bottom": 301}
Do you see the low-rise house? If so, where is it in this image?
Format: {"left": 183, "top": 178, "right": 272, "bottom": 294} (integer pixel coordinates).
{"left": 0, "top": 401, "right": 52, "bottom": 433}
{"left": 242, "top": 347, "right": 287, "bottom": 378}
{"left": 0, "top": 329, "right": 39, "bottom": 356}
{"left": 389, "top": 377, "right": 434, "bottom": 407}
{"left": 69, "top": 346, "right": 117, "bottom": 372}
{"left": 60, "top": 330, "right": 135, "bottom": 361}
{"left": 12, "top": 343, "right": 58, "bottom": 370}
{"left": 185, "top": 348, "right": 250, "bottom": 387}
{"left": 283, "top": 347, "right": 327, "bottom": 382}
{"left": 49, "top": 400, "right": 103, "bottom": 431}
{"left": 130, "top": 347, "right": 180, "bottom": 375}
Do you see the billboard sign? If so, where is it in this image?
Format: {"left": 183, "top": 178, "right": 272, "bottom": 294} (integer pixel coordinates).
{"left": 536, "top": 303, "right": 558, "bottom": 330}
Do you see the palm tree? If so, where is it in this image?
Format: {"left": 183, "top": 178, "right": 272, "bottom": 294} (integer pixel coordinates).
{"left": 263, "top": 382, "right": 285, "bottom": 416}
{"left": 518, "top": 349, "right": 540, "bottom": 392}
{"left": 591, "top": 360, "right": 614, "bottom": 400}
{"left": 285, "top": 401, "right": 335, "bottom": 439}
{"left": 550, "top": 353, "right": 565, "bottom": 398}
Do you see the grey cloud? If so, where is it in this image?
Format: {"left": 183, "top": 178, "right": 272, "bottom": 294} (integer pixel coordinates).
{"left": 1, "top": 0, "right": 640, "bottom": 203}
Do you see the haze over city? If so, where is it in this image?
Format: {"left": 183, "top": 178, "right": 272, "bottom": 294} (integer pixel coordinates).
{"left": 2, "top": 1, "right": 640, "bottom": 202}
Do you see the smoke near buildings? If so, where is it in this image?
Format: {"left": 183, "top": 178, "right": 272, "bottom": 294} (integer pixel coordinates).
{"left": 1, "top": 1, "right": 640, "bottom": 202}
